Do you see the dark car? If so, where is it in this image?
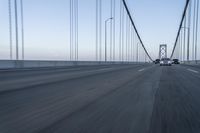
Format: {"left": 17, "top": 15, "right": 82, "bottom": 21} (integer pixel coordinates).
{"left": 173, "top": 59, "right": 180, "bottom": 64}
{"left": 155, "top": 59, "right": 160, "bottom": 64}
{"left": 160, "top": 58, "right": 172, "bottom": 66}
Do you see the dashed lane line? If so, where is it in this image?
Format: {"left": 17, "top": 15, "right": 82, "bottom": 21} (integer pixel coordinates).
{"left": 187, "top": 69, "right": 199, "bottom": 74}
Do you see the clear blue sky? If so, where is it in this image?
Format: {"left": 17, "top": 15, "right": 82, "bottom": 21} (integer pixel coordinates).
{"left": 0, "top": 0, "right": 187, "bottom": 60}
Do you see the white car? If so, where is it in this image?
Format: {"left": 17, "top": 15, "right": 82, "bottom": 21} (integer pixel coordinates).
{"left": 160, "top": 58, "right": 172, "bottom": 66}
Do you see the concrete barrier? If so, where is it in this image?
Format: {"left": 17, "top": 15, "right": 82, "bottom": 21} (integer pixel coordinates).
{"left": 0, "top": 60, "right": 143, "bottom": 69}
{"left": 181, "top": 60, "right": 200, "bottom": 65}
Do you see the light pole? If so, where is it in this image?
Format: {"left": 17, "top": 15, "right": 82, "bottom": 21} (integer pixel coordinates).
{"left": 105, "top": 17, "right": 113, "bottom": 62}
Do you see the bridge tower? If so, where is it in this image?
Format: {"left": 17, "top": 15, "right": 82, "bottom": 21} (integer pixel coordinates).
{"left": 159, "top": 44, "right": 167, "bottom": 59}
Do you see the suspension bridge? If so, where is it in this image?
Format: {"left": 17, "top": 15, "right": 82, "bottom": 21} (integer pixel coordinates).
{"left": 0, "top": 0, "right": 200, "bottom": 133}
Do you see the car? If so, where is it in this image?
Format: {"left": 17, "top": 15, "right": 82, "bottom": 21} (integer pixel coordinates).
{"left": 155, "top": 59, "right": 160, "bottom": 64}
{"left": 160, "top": 58, "right": 172, "bottom": 66}
{"left": 172, "top": 59, "right": 180, "bottom": 64}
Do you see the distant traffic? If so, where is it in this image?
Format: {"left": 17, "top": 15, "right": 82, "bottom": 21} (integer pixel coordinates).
{"left": 154, "top": 58, "right": 180, "bottom": 66}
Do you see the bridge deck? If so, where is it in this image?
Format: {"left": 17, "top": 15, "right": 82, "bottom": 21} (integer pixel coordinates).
{"left": 0, "top": 64, "right": 200, "bottom": 133}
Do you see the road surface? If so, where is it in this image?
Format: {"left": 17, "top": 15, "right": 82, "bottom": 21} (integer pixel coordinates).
{"left": 0, "top": 64, "right": 200, "bottom": 133}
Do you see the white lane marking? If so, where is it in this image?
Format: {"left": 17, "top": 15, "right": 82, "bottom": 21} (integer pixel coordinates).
{"left": 138, "top": 68, "right": 145, "bottom": 72}
{"left": 187, "top": 69, "right": 199, "bottom": 74}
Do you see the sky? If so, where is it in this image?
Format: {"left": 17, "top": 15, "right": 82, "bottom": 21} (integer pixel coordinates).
{"left": 0, "top": 0, "right": 192, "bottom": 61}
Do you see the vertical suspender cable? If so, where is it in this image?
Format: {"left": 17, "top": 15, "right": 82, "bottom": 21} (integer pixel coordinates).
{"left": 14, "top": 0, "right": 19, "bottom": 60}
{"left": 180, "top": 30, "right": 183, "bottom": 61}
{"left": 127, "top": 15, "right": 130, "bottom": 61}
{"left": 76, "top": 0, "right": 79, "bottom": 61}
{"left": 110, "top": 0, "right": 113, "bottom": 61}
{"left": 74, "top": 0, "right": 77, "bottom": 61}
{"left": 129, "top": 20, "right": 131, "bottom": 61}
{"left": 126, "top": 14, "right": 128, "bottom": 61}
{"left": 8, "top": 0, "right": 13, "bottom": 60}
{"left": 70, "top": 0, "right": 72, "bottom": 60}
{"left": 130, "top": 27, "right": 132, "bottom": 61}
{"left": 96, "top": 0, "right": 99, "bottom": 61}
{"left": 72, "top": 0, "right": 74, "bottom": 60}
{"left": 192, "top": 0, "right": 196, "bottom": 60}
{"left": 113, "top": 0, "right": 116, "bottom": 61}
{"left": 119, "top": 0, "right": 122, "bottom": 61}
{"left": 99, "top": 0, "right": 102, "bottom": 61}
{"left": 183, "top": 18, "right": 186, "bottom": 61}
{"left": 177, "top": 35, "right": 180, "bottom": 58}
{"left": 132, "top": 29, "right": 134, "bottom": 61}
{"left": 128, "top": 16, "right": 130, "bottom": 62}
{"left": 122, "top": 4, "right": 124, "bottom": 61}
{"left": 20, "top": 0, "right": 25, "bottom": 60}
{"left": 74, "top": 0, "right": 78, "bottom": 61}
{"left": 76, "top": 0, "right": 78, "bottom": 61}
{"left": 195, "top": 0, "right": 199, "bottom": 61}
{"left": 187, "top": 0, "right": 192, "bottom": 61}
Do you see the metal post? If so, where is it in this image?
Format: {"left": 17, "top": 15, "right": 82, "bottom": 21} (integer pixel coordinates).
{"left": 14, "top": 0, "right": 19, "bottom": 60}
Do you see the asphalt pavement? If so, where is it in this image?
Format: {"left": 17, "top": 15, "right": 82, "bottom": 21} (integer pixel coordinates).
{"left": 0, "top": 64, "right": 200, "bottom": 133}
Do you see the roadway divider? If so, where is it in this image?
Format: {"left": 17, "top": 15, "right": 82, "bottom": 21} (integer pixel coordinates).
{"left": 181, "top": 60, "right": 200, "bottom": 65}
{"left": 183, "top": 60, "right": 200, "bottom": 64}
{"left": 0, "top": 60, "right": 146, "bottom": 69}
{"left": 180, "top": 60, "right": 200, "bottom": 69}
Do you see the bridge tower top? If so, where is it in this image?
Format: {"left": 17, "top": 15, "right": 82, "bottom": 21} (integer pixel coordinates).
{"left": 159, "top": 44, "right": 167, "bottom": 59}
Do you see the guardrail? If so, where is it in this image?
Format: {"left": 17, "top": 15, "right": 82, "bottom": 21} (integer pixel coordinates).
{"left": 0, "top": 60, "right": 146, "bottom": 69}
{"left": 181, "top": 60, "right": 200, "bottom": 64}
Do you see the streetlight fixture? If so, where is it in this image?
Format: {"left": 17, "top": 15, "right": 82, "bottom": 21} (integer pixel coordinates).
{"left": 105, "top": 17, "right": 113, "bottom": 62}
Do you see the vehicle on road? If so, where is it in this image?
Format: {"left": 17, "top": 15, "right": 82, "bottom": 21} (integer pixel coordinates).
{"left": 154, "top": 59, "right": 160, "bottom": 64}
{"left": 172, "top": 59, "right": 180, "bottom": 64}
{"left": 160, "top": 58, "right": 172, "bottom": 66}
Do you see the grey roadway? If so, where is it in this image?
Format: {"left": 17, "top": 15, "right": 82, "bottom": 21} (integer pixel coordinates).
{"left": 0, "top": 64, "right": 200, "bottom": 133}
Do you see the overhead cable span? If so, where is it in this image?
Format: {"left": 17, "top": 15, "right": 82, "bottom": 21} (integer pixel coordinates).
{"left": 122, "top": 0, "right": 153, "bottom": 61}
{"left": 170, "top": 0, "right": 191, "bottom": 59}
